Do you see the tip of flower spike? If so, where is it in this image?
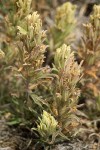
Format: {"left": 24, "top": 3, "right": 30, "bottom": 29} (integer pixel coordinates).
{"left": 90, "top": 5, "right": 100, "bottom": 20}
{"left": 37, "top": 111, "right": 58, "bottom": 139}
{"left": 55, "top": 2, "right": 76, "bottom": 31}
{"left": 54, "top": 44, "right": 74, "bottom": 69}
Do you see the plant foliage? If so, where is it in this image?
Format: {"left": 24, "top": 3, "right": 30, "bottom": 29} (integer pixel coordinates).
{"left": 78, "top": 5, "right": 100, "bottom": 113}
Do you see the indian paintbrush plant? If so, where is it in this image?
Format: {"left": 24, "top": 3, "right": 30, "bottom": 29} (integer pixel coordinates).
{"left": 50, "top": 44, "right": 83, "bottom": 135}
{"left": 45, "top": 2, "right": 77, "bottom": 65}
{"left": 50, "top": 2, "right": 76, "bottom": 50}
{"left": 78, "top": 5, "right": 100, "bottom": 116}
{"left": 0, "top": 0, "right": 52, "bottom": 122}
{"left": 0, "top": 0, "right": 33, "bottom": 104}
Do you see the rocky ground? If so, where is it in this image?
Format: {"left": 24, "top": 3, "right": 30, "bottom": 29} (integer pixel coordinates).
{"left": 0, "top": 116, "right": 100, "bottom": 150}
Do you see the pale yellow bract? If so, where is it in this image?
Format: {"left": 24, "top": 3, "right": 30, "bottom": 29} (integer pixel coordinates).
{"left": 37, "top": 111, "right": 58, "bottom": 138}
